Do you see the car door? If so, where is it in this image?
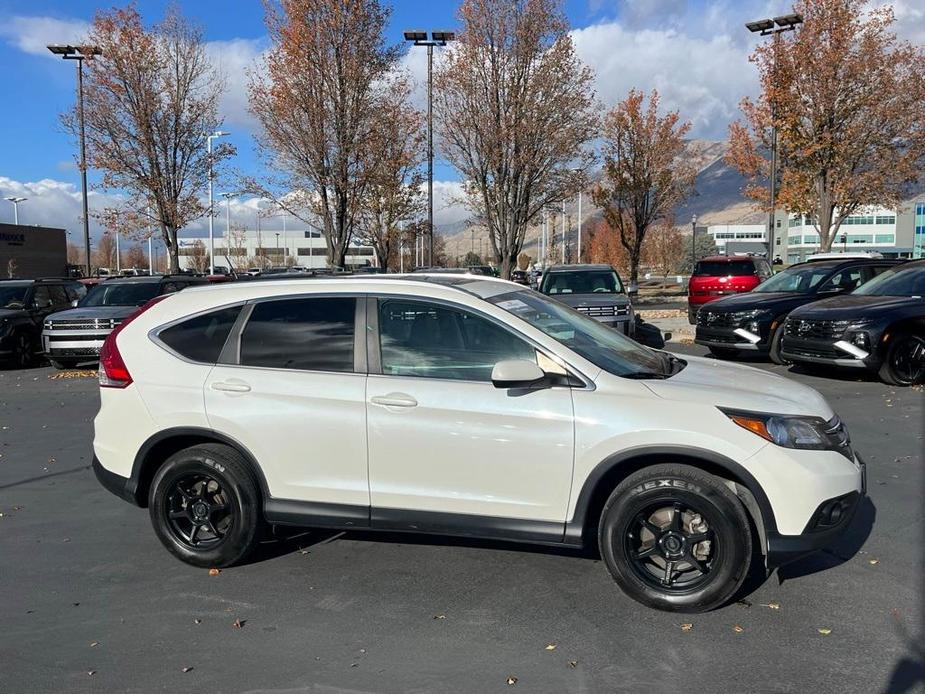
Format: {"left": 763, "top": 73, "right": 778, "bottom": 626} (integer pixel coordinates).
{"left": 366, "top": 296, "right": 575, "bottom": 538}
{"left": 203, "top": 294, "right": 370, "bottom": 522}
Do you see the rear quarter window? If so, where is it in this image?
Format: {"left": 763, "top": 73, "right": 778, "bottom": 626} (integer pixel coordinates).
{"left": 693, "top": 260, "right": 756, "bottom": 277}
{"left": 157, "top": 306, "right": 242, "bottom": 363}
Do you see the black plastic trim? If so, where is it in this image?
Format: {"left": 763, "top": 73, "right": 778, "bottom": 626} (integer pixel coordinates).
{"left": 371, "top": 507, "right": 566, "bottom": 544}
{"left": 92, "top": 456, "right": 137, "bottom": 505}
{"left": 564, "top": 445, "right": 779, "bottom": 544}
{"left": 265, "top": 499, "right": 370, "bottom": 528}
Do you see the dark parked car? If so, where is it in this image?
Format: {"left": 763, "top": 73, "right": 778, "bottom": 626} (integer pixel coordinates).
{"left": 42, "top": 274, "right": 207, "bottom": 369}
{"left": 695, "top": 257, "right": 899, "bottom": 363}
{"left": 510, "top": 269, "right": 530, "bottom": 286}
{"left": 781, "top": 259, "right": 925, "bottom": 386}
{"left": 539, "top": 264, "right": 634, "bottom": 336}
{"left": 0, "top": 278, "right": 87, "bottom": 368}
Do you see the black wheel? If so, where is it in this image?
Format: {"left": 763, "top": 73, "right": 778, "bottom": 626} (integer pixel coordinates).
{"left": 598, "top": 464, "right": 752, "bottom": 612}
{"left": 11, "top": 331, "right": 34, "bottom": 369}
{"left": 879, "top": 332, "right": 925, "bottom": 386}
{"left": 688, "top": 306, "right": 698, "bottom": 325}
{"left": 709, "top": 346, "right": 739, "bottom": 359}
{"left": 149, "top": 444, "right": 262, "bottom": 568}
{"left": 768, "top": 323, "right": 790, "bottom": 365}
{"left": 49, "top": 358, "right": 79, "bottom": 370}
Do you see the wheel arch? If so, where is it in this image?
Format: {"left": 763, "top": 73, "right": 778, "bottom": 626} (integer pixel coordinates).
{"left": 129, "top": 427, "right": 270, "bottom": 508}
{"left": 565, "top": 446, "right": 777, "bottom": 553}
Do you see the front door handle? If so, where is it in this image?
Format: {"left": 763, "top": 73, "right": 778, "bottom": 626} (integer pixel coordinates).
{"left": 370, "top": 393, "right": 418, "bottom": 408}
{"left": 211, "top": 380, "right": 251, "bottom": 393}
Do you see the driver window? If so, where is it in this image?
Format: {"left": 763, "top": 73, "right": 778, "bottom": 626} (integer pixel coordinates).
{"left": 32, "top": 286, "right": 52, "bottom": 308}
{"left": 378, "top": 299, "right": 535, "bottom": 381}
{"left": 821, "top": 269, "right": 863, "bottom": 292}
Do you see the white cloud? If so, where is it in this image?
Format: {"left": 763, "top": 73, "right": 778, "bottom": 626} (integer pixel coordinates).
{"left": 0, "top": 15, "right": 88, "bottom": 57}
{"left": 205, "top": 37, "right": 266, "bottom": 131}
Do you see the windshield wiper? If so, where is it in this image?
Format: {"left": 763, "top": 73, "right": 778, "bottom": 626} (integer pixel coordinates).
{"left": 622, "top": 371, "right": 668, "bottom": 380}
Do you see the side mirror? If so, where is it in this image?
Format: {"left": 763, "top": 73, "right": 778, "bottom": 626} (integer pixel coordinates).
{"left": 491, "top": 359, "right": 547, "bottom": 389}
{"left": 70, "top": 299, "right": 79, "bottom": 308}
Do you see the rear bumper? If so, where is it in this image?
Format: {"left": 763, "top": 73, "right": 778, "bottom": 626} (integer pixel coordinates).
{"left": 765, "top": 459, "right": 866, "bottom": 568}
{"left": 92, "top": 456, "right": 140, "bottom": 506}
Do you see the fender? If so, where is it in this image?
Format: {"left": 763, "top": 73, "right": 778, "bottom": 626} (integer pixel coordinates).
{"left": 563, "top": 445, "right": 778, "bottom": 545}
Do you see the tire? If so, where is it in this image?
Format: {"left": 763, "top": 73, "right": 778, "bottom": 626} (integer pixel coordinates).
{"left": 49, "top": 358, "right": 79, "bottom": 370}
{"left": 688, "top": 305, "right": 698, "bottom": 325}
{"left": 708, "top": 346, "right": 739, "bottom": 359}
{"left": 11, "top": 331, "right": 33, "bottom": 369}
{"left": 598, "top": 464, "right": 752, "bottom": 612}
{"left": 878, "top": 331, "right": 925, "bottom": 387}
{"left": 149, "top": 443, "right": 262, "bottom": 568}
{"left": 768, "top": 323, "right": 790, "bottom": 365}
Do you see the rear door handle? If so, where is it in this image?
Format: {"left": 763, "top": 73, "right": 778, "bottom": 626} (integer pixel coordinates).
{"left": 370, "top": 393, "right": 418, "bottom": 409}
{"left": 211, "top": 380, "right": 251, "bottom": 393}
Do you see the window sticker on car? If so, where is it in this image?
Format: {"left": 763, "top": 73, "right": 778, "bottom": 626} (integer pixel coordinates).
{"left": 495, "top": 298, "right": 531, "bottom": 312}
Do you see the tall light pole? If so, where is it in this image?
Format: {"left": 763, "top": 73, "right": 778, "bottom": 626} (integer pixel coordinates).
{"left": 577, "top": 190, "right": 583, "bottom": 263}
{"left": 691, "top": 214, "right": 698, "bottom": 269}
{"left": 746, "top": 14, "right": 803, "bottom": 259}
{"left": 561, "top": 200, "right": 567, "bottom": 263}
{"left": 48, "top": 44, "right": 100, "bottom": 277}
{"left": 4, "top": 197, "right": 26, "bottom": 225}
{"left": 205, "top": 131, "right": 229, "bottom": 274}
{"left": 404, "top": 30, "right": 455, "bottom": 267}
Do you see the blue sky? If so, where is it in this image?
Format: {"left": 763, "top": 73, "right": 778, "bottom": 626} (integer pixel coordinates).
{"left": 1, "top": 0, "right": 921, "bottom": 241}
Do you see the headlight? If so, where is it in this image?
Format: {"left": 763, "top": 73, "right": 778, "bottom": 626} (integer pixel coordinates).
{"left": 722, "top": 409, "right": 843, "bottom": 452}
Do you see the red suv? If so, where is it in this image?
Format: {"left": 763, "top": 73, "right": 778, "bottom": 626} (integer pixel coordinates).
{"left": 688, "top": 255, "right": 772, "bottom": 323}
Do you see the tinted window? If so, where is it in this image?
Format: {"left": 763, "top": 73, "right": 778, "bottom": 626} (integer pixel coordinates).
{"left": 32, "top": 286, "right": 53, "bottom": 308}
{"left": 0, "top": 284, "right": 29, "bottom": 309}
{"left": 65, "top": 283, "right": 87, "bottom": 302}
{"left": 47, "top": 285, "right": 69, "bottom": 307}
{"left": 693, "top": 260, "right": 756, "bottom": 277}
{"left": 541, "top": 269, "right": 624, "bottom": 295}
{"left": 378, "top": 299, "right": 534, "bottom": 381}
{"left": 80, "top": 282, "right": 161, "bottom": 307}
{"left": 753, "top": 264, "right": 837, "bottom": 293}
{"left": 241, "top": 297, "right": 356, "bottom": 372}
{"left": 159, "top": 306, "right": 242, "bottom": 364}
{"left": 854, "top": 264, "right": 925, "bottom": 297}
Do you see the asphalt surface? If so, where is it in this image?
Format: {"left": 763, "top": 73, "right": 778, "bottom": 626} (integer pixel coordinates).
{"left": 0, "top": 347, "right": 922, "bottom": 694}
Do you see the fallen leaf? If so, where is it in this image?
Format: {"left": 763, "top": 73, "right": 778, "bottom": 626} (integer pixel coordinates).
{"left": 232, "top": 618, "right": 244, "bottom": 629}
{"left": 89, "top": 641, "right": 98, "bottom": 648}
{"left": 506, "top": 676, "right": 518, "bottom": 685}
{"left": 680, "top": 623, "right": 693, "bottom": 632}
{"left": 735, "top": 599, "right": 752, "bottom": 608}
{"left": 545, "top": 643, "right": 557, "bottom": 651}
{"left": 208, "top": 568, "right": 221, "bottom": 577}
{"left": 568, "top": 661, "right": 578, "bottom": 668}
{"left": 182, "top": 666, "right": 194, "bottom": 673}
{"left": 433, "top": 614, "right": 446, "bottom": 620}
{"left": 869, "top": 559, "right": 880, "bottom": 565}
{"left": 762, "top": 602, "right": 781, "bottom": 610}
{"left": 87, "top": 671, "right": 96, "bottom": 676}
{"left": 733, "top": 625, "right": 744, "bottom": 634}
{"left": 817, "top": 628, "right": 832, "bottom": 636}
{"left": 194, "top": 619, "right": 202, "bottom": 625}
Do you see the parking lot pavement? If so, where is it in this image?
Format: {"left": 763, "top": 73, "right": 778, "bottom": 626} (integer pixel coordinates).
{"left": 0, "top": 354, "right": 921, "bottom": 694}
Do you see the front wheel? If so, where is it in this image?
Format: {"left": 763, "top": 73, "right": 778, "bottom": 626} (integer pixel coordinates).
{"left": 687, "top": 305, "right": 698, "bottom": 325}
{"left": 149, "top": 444, "right": 262, "bottom": 568}
{"left": 768, "top": 323, "right": 790, "bottom": 365}
{"left": 878, "top": 332, "right": 925, "bottom": 386}
{"left": 11, "top": 331, "right": 34, "bottom": 369}
{"left": 598, "top": 464, "right": 752, "bottom": 612}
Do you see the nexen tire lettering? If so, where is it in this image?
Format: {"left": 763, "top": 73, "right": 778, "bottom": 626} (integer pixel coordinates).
{"left": 632, "top": 479, "right": 703, "bottom": 494}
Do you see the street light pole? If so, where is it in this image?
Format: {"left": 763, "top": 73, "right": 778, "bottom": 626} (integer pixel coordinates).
{"left": 47, "top": 44, "right": 100, "bottom": 277}
{"left": 404, "top": 30, "right": 455, "bottom": 267}
{"left": 746, "top": 14, "right": 803, "bottom": 261}
{"left": 4, "top": 197, "right": 26, "bottom": 225}
{"left": 561, "top": 200, "right": 566, "bottom": 263}
{"left": 691, "top": 214, "right": 698, "bottom": 269}
{"left": 577, "top": 190, "right": 582, "bottom": 263}
{"left": 206, "top": 131, "right": 229, "bottom": 275}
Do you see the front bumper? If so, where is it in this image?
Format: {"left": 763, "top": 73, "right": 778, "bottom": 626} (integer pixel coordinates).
{"left": 42, "top": 331, "right": 108, "bottom": 359}
{"left": 591, "top": 315, "right": 634, "bottom": 336}
{"left": 765, "top": 457, "right": 866, "bottom": 568}
{"left": 695, "top": 323, "right": 771, "bottom": 352}
{"left": 780, "top": 336, "right": 878, "bottom": 369}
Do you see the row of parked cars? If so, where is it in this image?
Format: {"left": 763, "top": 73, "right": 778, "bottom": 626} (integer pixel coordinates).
{"left": 689, "top": 253, "right": 925, "bottom": 386}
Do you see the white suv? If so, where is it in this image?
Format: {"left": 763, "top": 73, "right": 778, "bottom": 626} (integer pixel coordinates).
{"left": 93, "top": 275, "right": 865, "bottom": 612}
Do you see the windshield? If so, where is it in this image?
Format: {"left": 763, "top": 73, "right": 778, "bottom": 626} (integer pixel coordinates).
{"left": 0, "top": 285, "right": 29, "bottom": 309}
{"left": 541, "top": 270, "right": 624, "bottom": 295}
{"left": 853, "top": 264, "right": 925, "bottom": 297}
{"left": 693, "top": 260, "right": 755, "bottom": 277}
{"left": 753, "top": 264, "right": 834, "bottom": 293}
{"left": 80, "top": 282, "right": 160, "bottom": 307}
{"left": 487, "top": 290, "right": 677, "bottom": 378}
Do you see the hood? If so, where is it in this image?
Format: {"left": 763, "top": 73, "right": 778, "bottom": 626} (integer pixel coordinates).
{"left": 46, "top": 305, "right": 139, "bottom": 322}
{"left": 789, "top": 294, "right": 922, "bottom": 320}
{"left": 702, "top": 291, "right": 810, "bottom": 313}
{"left": 552, "top": 293, "right": 631, "bottom": 309}
{"left": 0, "top": 308, "right": 26, "bottom": 321}
{"left": 643, "top": 355, "right": 832, "bottom": 417}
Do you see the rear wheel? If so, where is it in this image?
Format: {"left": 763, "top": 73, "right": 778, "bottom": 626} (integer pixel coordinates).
{"left": 149, "top": 444, "right": 262, "bottom": 568}
{"left": 598, "top": 464, "right": 752, "bottom": 612}
{"left": 878, "top": 332, "right": 925, "bottom": 386}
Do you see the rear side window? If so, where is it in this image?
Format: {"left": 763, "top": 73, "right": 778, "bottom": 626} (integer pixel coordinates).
{"left": 693, "top": 260, "right": 756, "bottom": 277}
{"left": 159, "top": 306, "right": 242, "bottom": 363}
{"left": 240, "top": 297, "right": 356, "bottom": 372}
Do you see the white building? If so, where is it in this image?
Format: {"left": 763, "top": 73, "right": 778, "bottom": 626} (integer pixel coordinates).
{"left": 178, "top": 229, "right": 375, "bottom": 271}
{"left": 783, "top": 206, "right": 906, "bottom": 264}
{"left": 706, "top": 224, "right": 767, "bottom": 252}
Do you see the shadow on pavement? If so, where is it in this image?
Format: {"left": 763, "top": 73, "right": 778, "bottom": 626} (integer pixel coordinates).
{"left": 0, "top": 464, "right": 90, "bottom": 491}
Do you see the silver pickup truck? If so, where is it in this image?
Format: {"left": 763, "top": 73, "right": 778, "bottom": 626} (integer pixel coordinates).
{"left": 538, "top": 263, "right": 635, "bottom": 337}
{"left": 42, "top": 275, "right": 207, "bottom": 369}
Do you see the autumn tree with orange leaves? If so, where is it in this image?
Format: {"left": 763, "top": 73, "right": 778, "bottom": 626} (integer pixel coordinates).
{"left": 728, "top": 0, "right": 925, "bottom": 252}
{"left": 68, "top": 6, "right": 233, "bottom": 273}
{"left": 249, "top": 0, "right": 401, "bottom": 269}
{"left": 435, "top": 0, "right": 598, "bottom": 278}
{"left": 592, "top": 89, "right": 696, "bottom": 287}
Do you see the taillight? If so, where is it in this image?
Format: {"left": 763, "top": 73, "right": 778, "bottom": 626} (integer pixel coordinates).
{"left": 98, "top": 294, "right": 170, "bottom": 389}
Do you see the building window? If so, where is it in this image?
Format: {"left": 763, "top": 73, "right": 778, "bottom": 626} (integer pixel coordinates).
{"left": 874, "top": 234, "right": 895, "bottom": 244}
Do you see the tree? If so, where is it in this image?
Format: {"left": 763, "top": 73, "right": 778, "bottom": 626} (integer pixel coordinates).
{"left": 94, "top": 232, "right": 118, "bottom": 270}
{"left": 226, "top": 224, "right": 248, "bottom": 271}
{"left": 124, "top": 244, "right": 147, "bottom": 270}
{"left": 68, "top": 6, "right": 233, "bottom": 273}
{"left": 728, "top": 0, "right": 925, "bottom": 251}
{"left": 642, "top": 221, "right": 685, "bottom": 277}
{"left": 435, "top": 0, "right": 597, "bottom": 279}
{"left": 462, "top": 251, "right": 482, "bottom": 266}
{"left": 250, "top": 0, "right": 400, "bottom": 269}
{"left": 679, "top": 233, "right": 718, "bottom": 274}
{"left": 586, "top": 217, "right": 629, "bottom": 272}
{"left": 187, "top": 239, "right": 210, "bottom": 273}
{"left": 592, "top": 89, "right": 696, "bottom": 287}
{"left": 357, "top": 78, "right": 425, "bottom": 271}
{"left": 517, "top": 251, "right": 532, "bottom": 270}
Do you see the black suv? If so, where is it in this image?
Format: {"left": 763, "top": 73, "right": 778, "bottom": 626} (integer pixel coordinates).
{"left": 42, "top": 274, "right": 207, "bottom": 369}
{"left": 694, "top": 257, "right": 898, "bottom": 363}
{"left": 0, "top": 278, "right": 87, "bottom": 367}
{"left": 781, "top": 259, "right": 925, "bottom": 386}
